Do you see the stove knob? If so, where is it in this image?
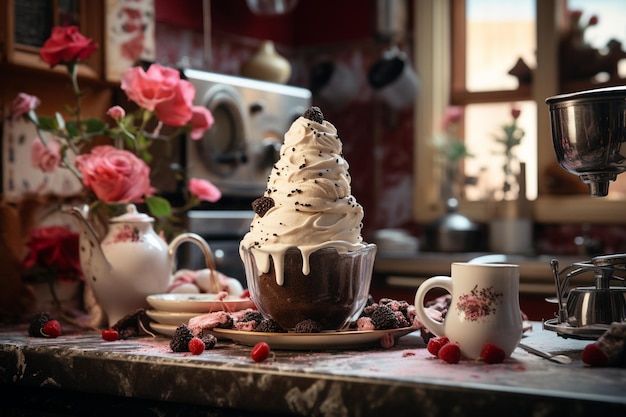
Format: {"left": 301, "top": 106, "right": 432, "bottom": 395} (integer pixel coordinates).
{"left": 257, "top": 137, "right": 282, "bottom": 170}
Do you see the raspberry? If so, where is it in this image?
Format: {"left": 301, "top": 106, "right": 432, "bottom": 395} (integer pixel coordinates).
{"left": 303, "top": 106, "right": 324, "bottom": 124}
{"left": 188, "top": 337, "right": 205, "bottom": 355}
{"left": 480, "top": 343, "right": 506, "bottom": 364}
{"left": 42, "top": 320, "right": 62, "bottom": 338}
{"left": 294, "top": 319, "right": 322, "bottom": 333}
{"left": 28, "top": 312, "right": 52, "bottom": 337}
{"left": 582, "top": 343, "right": 609, "bottom": 367}
{"left": 252, "top": 197, "right": 275, "bottom": 217}
{"left": 101, "top": 329, "right": 120, "bottom": 341}
{"left": 251, "top": 342, "right": 273, "bottom": 362}
{"left": 170, "top": 324, "right": 194, "bottom": 352}
{"left": 370, "top": 305, "right": 399, "bottom": 330}
{"left": 438, "top": 342, "right": 461, "bottom": 364}
{"left": 426, "top": 336, "right": 449, "bottom": 356}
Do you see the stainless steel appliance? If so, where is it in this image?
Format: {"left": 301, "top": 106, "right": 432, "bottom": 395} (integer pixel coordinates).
{"left": 545, "top": 86, "right": 626, "bottom": 338}
{"left": 180, "top": 69, "right": 311, "bottom": 284}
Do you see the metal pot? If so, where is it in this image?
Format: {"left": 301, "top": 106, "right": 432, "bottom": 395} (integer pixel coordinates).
{"left": 424, "top": 198, "right": 484, "bottom": 252}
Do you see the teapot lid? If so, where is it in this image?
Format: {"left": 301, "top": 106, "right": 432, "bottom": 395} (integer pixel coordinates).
{"left": 110, "top": 204, "right": 154, "bottom": 223}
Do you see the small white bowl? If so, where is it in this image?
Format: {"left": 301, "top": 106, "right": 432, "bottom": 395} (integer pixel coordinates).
{"left": 145, "top": 310, "right": 201, "bottom": 326}
{"left": 146, "top": 293, "right": 255, "bottom": 313}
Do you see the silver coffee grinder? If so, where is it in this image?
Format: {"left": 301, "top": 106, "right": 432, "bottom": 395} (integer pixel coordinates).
{"left": 545, "top": 86, "right": 626, "bottom": 338}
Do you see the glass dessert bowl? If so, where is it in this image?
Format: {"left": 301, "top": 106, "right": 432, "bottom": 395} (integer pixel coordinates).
{"left": 241, "top": 243, "right": 377, "bottom": 331}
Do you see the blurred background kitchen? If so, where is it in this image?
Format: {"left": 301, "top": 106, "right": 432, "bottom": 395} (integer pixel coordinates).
{"left": 2, "top": 0, "right": 626, "bottom": 320}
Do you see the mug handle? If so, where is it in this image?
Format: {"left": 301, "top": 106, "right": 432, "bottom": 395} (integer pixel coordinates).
{"left": 414, "top": 276, "right": 452, "bottom": 338}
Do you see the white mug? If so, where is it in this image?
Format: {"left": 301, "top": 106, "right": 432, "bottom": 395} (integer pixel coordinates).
{"left": 414, "top": 262, "right": 523, "bottom": 359}
{"left": 368, "top": 47, "right": 420, "bottom": 110}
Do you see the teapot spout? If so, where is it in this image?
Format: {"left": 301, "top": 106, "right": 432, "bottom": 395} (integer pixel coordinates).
{"left": 65, "top": 206, "right": 112, "bottom": 282}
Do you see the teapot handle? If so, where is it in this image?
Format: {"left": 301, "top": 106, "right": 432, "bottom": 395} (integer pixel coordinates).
{"left": 168, "top": 233, "right": 220, "bottom": 293}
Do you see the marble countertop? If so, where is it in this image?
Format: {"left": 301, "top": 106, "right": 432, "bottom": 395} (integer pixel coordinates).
{"left": 1, "top": 322, "right": 625, "bottom": 416}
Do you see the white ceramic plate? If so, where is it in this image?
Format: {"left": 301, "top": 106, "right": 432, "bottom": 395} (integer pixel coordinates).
{"left": 146, "top": 293, "right": 255, "bottom": 314}
{"left": 209, "top": 327, "right": 416, "bottom": 350}
{"left": 149, "top": 322, "right": 179, "bottom": 337}
{"left": 145, "top": 309, "right": 202, "bottom": 326}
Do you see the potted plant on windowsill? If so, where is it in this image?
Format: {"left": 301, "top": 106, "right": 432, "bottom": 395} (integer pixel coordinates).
{"left": 488, "top": 105, "right": 533, "bottom": 255}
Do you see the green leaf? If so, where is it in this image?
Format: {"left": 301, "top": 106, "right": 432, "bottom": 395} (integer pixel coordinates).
{"left": 66, "top": 122, "right": 79, "bottom": 137}
{"left": 145, "top": 196, "right": 172, "bottom": 218}
{"left": 85, "top": 118, "right": 106, "bottom": 133}
{"left": 38, "top": 116, "right": 58, "bottom": 131}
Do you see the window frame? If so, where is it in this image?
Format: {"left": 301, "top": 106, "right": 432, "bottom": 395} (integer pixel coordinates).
{"left": 413, "top": 0, "right": 626, "bottom": 226}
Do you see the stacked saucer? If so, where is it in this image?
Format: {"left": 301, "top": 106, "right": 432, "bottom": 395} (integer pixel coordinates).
{"left": 146, "top": 293, "right": 255, "bottom": 336}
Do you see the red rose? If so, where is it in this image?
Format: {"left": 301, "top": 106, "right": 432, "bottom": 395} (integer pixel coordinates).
{"left": 39, "top": 26, "right": 97, "bottom": 68}
{"left": 75, "top": 145, "right": 154, "bottom": 203}
{"left": 23, "top": 226, "right": 82, "bottom": 282}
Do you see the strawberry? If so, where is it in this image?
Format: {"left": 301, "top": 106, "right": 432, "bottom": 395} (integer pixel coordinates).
{"left": 101, "top": 329, "right": 120, "bottom": 342}
{"left": 480, "top": 343, "right": 506, "bottom": 364}
{"left": 188, "top": 337, "right": 205, "bottom": 355}
{"left": 41, "top": 320, "right": 62, "bottom": 338}
{"left": 251, "top": 341, "right": 273, "bottom": 362}
{"left": 582, "top": 343, "right": 609, "bottom": 367}
{"left": 438, "top": 342, "right": 461, "bottom": 364}
{"left": 426, "top": 336, "right": 450, "bottom": 356}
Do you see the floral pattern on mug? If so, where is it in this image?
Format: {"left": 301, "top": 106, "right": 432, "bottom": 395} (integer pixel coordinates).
{"left": 456, "top": 284, "right": 503, "bottom": 322}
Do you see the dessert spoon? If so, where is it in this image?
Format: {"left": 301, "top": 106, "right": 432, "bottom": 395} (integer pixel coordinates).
{"left": 518, "top": 342, "right": 572, "bottom": 364}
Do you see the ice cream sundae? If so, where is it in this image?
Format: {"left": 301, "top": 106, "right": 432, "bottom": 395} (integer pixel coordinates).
{"left": 240, "top": 106, "right": 376, "bottom": 330}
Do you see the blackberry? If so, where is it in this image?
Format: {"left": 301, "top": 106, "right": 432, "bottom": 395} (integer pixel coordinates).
{"left": 303, "top": 106, "right": 324, "bottom": 124}
{"left": 361, "top": 303, "right": 379, "bottom": 317}
{"left": 252, "top": 197, "right": 274, "bottom": 217}
{"left": 294, "top": 319, "right": 322, "bottom": 333}
{"left": 241, "top": 311, "right": 264, "bottom": 325}
{"left": 28, "top": 312, "right": 52, "bottom": 337}
{"left": 215, "top": 315, "right": 234, "bottom": 329}
{"left": 201, "top": 334, "right": 217, "bottom": 350}
{"left": 255, "top": 319, "right": 285, "bottom": 333}
{"left": 170, "top": 324, "right": 194, "bottom": 352}
{"left": 370, "top": 305, "right": 399, "bottom": 330}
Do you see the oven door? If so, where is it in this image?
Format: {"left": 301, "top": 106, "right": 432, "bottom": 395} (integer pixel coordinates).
{"left": 189, "top": 83, "right": 254, "bottom": 195}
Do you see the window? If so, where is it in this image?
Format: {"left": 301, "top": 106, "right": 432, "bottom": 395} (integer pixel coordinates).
{"left": 413, "top": 0, "right": 626, "bottom": 225}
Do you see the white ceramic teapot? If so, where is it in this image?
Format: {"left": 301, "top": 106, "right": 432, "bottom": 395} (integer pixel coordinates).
{"left": 68, "top": 204, "right": 217, "bottom": 327}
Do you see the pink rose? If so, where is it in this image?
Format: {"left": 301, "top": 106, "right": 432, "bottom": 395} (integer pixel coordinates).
{"left": 120, "top": 64, "right": 181, "bottom": 112}
{"left": 12, "top": 93, "right": 40, "bottom": 120}
{"left": 75, "top": 145, "right": 154, "bottom": 203}
{"left": 154, "top": 79, "right": 195, "bottom": 126}
{"left": 189, "top": 106, "right": 214, "bottom": 139}
{"left": 188, "top": 178, "right": 221, "bottom": 202}
{"left": 457, "top": 295, "right": 486, "bottom": 321}
{"left": 107, "top": 105, "right": 126, "bottom": 121}
{"left": 442, "top": 106, "right": 463, "bottom": 130}
{"left": 39, "top": 26, "right": 97, "bottom": 68}
{"left": 31, "top": 138, "right": 61, "bottom": 173}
